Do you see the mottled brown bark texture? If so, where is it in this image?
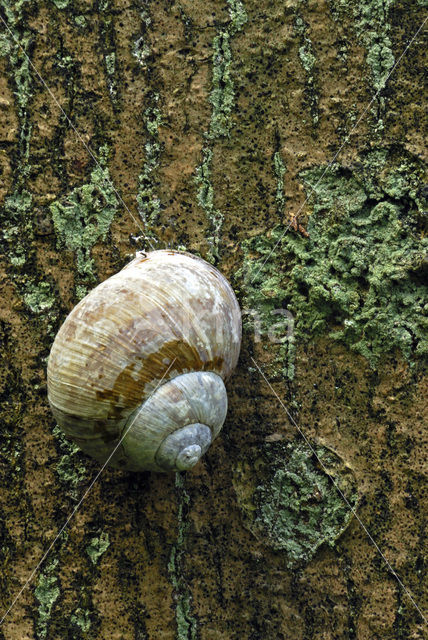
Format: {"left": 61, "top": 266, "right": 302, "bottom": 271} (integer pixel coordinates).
{"left": 0, "top": 0, "right": 426, "bottom": 639}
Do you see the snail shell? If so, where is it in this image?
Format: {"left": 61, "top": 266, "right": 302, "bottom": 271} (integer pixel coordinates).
{"left": 47, "top": 250, "right": 241, "bottom": 472}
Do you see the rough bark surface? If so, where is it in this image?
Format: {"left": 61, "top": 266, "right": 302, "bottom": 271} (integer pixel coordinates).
{"left": 0, "top": 1, "right": 426, "bottom": 639}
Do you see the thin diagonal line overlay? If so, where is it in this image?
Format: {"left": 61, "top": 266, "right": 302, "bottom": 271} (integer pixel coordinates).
{"left": 0, "top": 13, "right": 154, "bottom": 250}
{"left": 0, "top": 359, "right": 176, "bottom": 626}
{"left": 251, "top": 356, "right": 427, "bottom": 623}
{"left": 249, "top": 15, "right": 428, "bottom": 284}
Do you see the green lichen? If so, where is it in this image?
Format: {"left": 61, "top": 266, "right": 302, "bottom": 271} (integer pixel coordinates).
{"left": 1, "top": 2, "right": 68, "bottom": 312}
{"left": 1, "top": 189, "right": 32, "bottom": 268}
{"left": 195, "top": 1, "right": 247, "bottom": 262}
{"left": 50, "top": 0, "right": 70, "bottom": 8}
{"left": 0, "top": 32, "right": 11, "bottom": 56}
{"left": 233, "top": 442, "right": 358, "bottom": 568}
{"left": 227, "top": 0, "right": 248, "bottom": 34}
{"left": 74, "top": 283, "right": 88, "bottom": 301}
{"left": 168, "top": 473, "right": 198, "bottom": 640}
{"left": 207, "top": 0, "right": 247, "bottom": 139}
{"left": 133, "top": 8, "right": 163, "bottom": 246}
{"left": 50, "top": 144, "right": 119, "bottom": 293}
{"left": 0, "top": 1, "right": 33, "bottom": 181}
{"left": 23, "top": 282, "right": 56, "bottom": 314}
{"left": 105, "top": 51, "right": 115, "bottom": 78}
{"left": 68, "top": 586, "right": 95, "bottom": 636}
{"left": 2, "top": 187, "right": 32, "bottom": 219}
{"left": 136, "top": 98, "right": 162, "bottom": 233}
{"left": 0, "top": 188, "right": 58, "bottom": 324}
{"left": 198, "top": 27, "right": 234, "bottom": 260}
{"left": 34, "top": 558, "right": 60, "bottom": 640}
{"left": 354, "top": 0, "right": 395, "bottom": 93}
{"left": 3, "top": 32, "right": 32, "bottom": 114}
{"left": 195, "top": 147, "right": 223, "bottom": 263}
{"left": 238, "top": 225, "right": 297, "bottom": 379}
{"left": 1, "top": 2, "right": 74, "bottom": 326}
{"left": 98, "top": 0, "right": 119, "bottom": 105}
{"left": 132, "top": 3, "right": 152, "bottom": 67}
{"left": 9, "top": 254, "right": 26, "bottom": 266}
{"left": 86, "top": 531, "right": 110, "bottom": 566}
{"left": 133, "top": 34, "right": 151, "bottom": 66}
{"left": 329, "top": 0, "right": 395, "bottom": 133}
{"left": 73, "top": 15, "right": 87, "bottom": 29}
{"left": 70, "top": 607, "right": 91, "bottom": 632}
{"left": 52, "top": 426, "right": 87, "bottom": 501}
{"left": 240, "top": 148, "right": 427, "bottom": 371}
{"left": 208, "top": 31, "right": 235, "bottom": 140}
{"left": 294, "top": 11, "right": 319, "bottom": 127}
{"left": 55, "top": 53, "right": 74, "bottom": 72}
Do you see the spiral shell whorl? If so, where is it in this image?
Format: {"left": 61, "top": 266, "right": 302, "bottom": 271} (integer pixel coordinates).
{"left": 118, "top": 371, "right": 227, "bottom": 471}
{"left": 156, "top": 423, "right": 212, "bottom": 470}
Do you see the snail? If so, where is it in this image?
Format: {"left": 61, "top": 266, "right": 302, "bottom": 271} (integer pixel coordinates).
{"left": 47, "top": 250, "right": 241, "bottom": 472}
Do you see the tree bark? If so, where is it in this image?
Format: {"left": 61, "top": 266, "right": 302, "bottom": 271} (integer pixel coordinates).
{"left": 0, "top": 0, "right": 426, "bottom": 639}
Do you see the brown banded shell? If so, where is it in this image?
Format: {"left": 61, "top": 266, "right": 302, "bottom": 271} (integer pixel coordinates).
{"left": 47, "top": 250, "right": 241, "bottom": 472}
